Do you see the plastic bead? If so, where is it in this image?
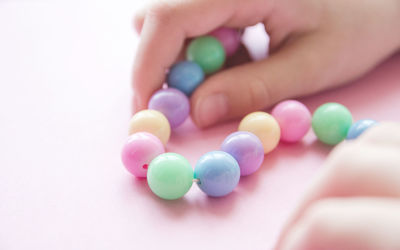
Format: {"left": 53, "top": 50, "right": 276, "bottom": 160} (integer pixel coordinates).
{"left": 221, "top": 131, "right": 264, "bottom": 176}
{"left": 271, "top": 100, "right": 312, "bottom": 143}
{"left": 148, "top": 88, "right": 190, "bottom": 128}
{"left": 347, "top": 119, "right": 378, "bottom": 140}
{"left": 194, "top": 151, "right": 240, "bottom": 197}
{"left": 167, "top": 61, "right": 205, "bottom": 96}
{"left": 238, "top": 112, "right": 281, "bottom": 154}
{"left": 209, "top": 27, "right": 241, "bottom": 57}
{"left": 186, "top": 36, "right": 226, "bottom": 74}
{"left": 147, "top": 153, "right": 193, "bottom": 200}
{"left": 128, "top": 110, "right": 171, "bottom": 145}
{"left": 121, "top": 132, "right": 165, "bottom": 178}
{"left": 312, "top": 103, "right": 353, "bottom": 145}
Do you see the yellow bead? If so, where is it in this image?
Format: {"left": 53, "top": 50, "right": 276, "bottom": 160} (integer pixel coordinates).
{"left": 128, "top": 110, "right": 171, "bottom": 145}
{"left": 238, "top": 112, "right": 281, "bottom": 154}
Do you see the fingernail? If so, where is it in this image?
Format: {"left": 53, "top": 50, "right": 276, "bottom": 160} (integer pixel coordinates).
{"left": 195, "top": 93, "right": 229, "bottom": 127}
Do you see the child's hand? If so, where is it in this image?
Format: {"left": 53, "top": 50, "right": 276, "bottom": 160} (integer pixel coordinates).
{"left": 133, "top": 0, "right": 400, "bottom": 127}
{"left": 276, "top": 122, "right": 400, "bottom": 250}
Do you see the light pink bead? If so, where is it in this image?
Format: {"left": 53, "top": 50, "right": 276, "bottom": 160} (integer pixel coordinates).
{"left": 209, "top": 27, "right": 241, "bottom": 57}
{"left": 271, "top": 100, "right": 311, "bottom": 143}
{"left": 121, "top": 132, "right": 165, "bottom": 178}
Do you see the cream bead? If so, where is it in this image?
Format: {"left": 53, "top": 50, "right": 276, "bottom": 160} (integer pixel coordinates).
{"left": 128, "top": 110, "right": 171, "bottom": 145}
{"left": 238, "top": 112, "right": 281, "bottom": 154}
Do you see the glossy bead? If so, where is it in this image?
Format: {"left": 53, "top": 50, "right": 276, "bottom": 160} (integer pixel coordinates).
{"left": 186, "top": 36, "right": 226, "bottom": 74}
{"left": 167, "top": 61, "right": 205, "bottom": 96}
{"left": 221, "top": 131, "right": 264, "bottom": 176}
{"left": 238, "top": 112, "right": 281, "bottom": 154}
{"left": 121, "top": 132, "right": 165, "bottom": 178}
{"left": 271, "top": 100, "right": 312, "bottom": 143}
{"left": 347, "top": 119, "right": 378, "bottom": 140}
{"left": 147, "top": 153, "right": 193, "bottom": 200}
{"left": 148, "top": 88, "right": 190, "bottom": 128}
{"left": 312, "top": 103, "right": 353, "bottom": 145}
{"left": 194, "top": 151, "right": 240, "bottom": 197}
{"left": 128, "top": 110, "right": 171, "bottom": 145}
{"left": 209, "top": 27, "right": 241, "bottom": 57}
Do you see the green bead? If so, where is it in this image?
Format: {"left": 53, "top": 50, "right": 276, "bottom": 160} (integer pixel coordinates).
{"left": 186, "top": 36, "right": 226, "bottom": 74}
{"left": 312, "top": 103, "right": 353, "bottom": 145}
{"left": 147, "top": 153, "right": 193, "bottom": 200}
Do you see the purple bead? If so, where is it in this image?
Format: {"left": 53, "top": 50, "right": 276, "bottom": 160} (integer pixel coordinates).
{"left": 148, "top": 88, "right": 190, "bottom": 128}
{"left": 209, "top": 27, "right": 241, "bottom": 57}
{"left": 221, "top": 131, "right": 264, "bottom": 176}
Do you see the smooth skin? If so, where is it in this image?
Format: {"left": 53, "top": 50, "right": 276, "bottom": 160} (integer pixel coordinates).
{"left": 132, "top": 0, "right": 400, "bottom": 128}
{"left": 276, "top": 122, "right": 400, "bottom": 250}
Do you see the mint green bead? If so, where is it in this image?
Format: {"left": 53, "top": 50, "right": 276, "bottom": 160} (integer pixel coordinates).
{"left": 186, "top": 36, "right": 226, "bottom": 74}
{"left": 147, "top": 153, "right": 193, "bottom": 200}
{"left": 312, "top": 103, "right": 353, "bottom": 145}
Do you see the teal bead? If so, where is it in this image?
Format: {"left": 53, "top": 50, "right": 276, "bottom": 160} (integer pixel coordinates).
{"left": 312, "top": 103, "right": 353, "bottom": 145}
{"left": 147, "top": 153, "right": 193, "bottom": 200}
{"left": 186, "top": 36, "right": 226, "bottom": 74}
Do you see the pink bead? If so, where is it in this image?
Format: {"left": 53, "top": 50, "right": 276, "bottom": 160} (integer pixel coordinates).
{"left": 209, "top": 27, "right": 241, "bottom": 57}
{"left": 271, "top": 100, "right": 311, "bottom": 143}
{"left": 121, "top": 132, "right": 165, "bottom": 178}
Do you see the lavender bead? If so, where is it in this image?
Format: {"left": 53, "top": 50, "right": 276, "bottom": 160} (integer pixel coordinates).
{"left": 148, "top": 88, "right": 190, "bottom": 128}
{"left": 221, "top": 131, "right": 264, "bottom": 176}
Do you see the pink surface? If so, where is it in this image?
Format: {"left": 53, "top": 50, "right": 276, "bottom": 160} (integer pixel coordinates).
{"left": 1, "top": 1, "right": 400, "bottom": 250}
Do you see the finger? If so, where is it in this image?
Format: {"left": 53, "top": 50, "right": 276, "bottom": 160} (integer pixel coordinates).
{"left": 275, "top": 141, "right": 400, "bottom": 249}
{"left": 358, "top": 122, "right": 400, "bottom": 147}
{"left": 190, "top": 32, "right": 341, "bottom": 127}
{"left": 133, "top": 7, "right": 147, "bottom": 34}
{"left": 132, "top": 0, "right": 274, "bottom": 111}
{"left": 280, "top": 198, "right": 400, "bottom": 250}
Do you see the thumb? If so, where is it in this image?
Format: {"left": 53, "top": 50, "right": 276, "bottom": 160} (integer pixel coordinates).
{"left": 191, "top": 34, "right": 331, "bottom": 128}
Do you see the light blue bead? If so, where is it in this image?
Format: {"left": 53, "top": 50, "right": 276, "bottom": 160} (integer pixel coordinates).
{"left": 194, "top": 151, "right": 240, "bottom": 197}
{"left": 167, "top": 61, "right": 205, "bottom": 96}
{"left": 346, "top": 119, "right": 378, "bottom": 140}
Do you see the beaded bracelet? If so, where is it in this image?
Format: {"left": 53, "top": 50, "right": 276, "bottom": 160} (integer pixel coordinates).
{"left": 121, "top": 27, "right": 378, "bottom": 200}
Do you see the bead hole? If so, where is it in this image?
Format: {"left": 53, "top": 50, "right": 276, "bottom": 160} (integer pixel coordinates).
{"left": 142, "top": 164, "right": 148, "bottom": 170}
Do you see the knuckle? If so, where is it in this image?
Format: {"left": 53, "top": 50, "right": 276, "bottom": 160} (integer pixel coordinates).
{"left": 147, "top": 1, "right": 176, "bottom": 24}
{"left": 247, "top": 75, "right": 272, "bottom": 110}
{"left": 300, "top": 199, "right": 335, "bottom": 233}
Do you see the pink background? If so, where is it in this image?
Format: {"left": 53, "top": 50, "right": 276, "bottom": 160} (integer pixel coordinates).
{"left": 0, "top": 1, "right": 399, "bottom": 249}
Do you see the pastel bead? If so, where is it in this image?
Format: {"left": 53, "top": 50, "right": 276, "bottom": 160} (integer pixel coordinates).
{"left": 167, "top": 61, "right": 205, "bottom": 96}
{"left": 148, "top": 88, "right": 190, "bottom": 128}
{"left": 194, "top": 151, "right": 240, "bottom": 197}
{"left": 147, "top": 153, "right": 193, "bottom": 200}
{"left": 209, "top": 27, "right": 241, "bottom": 57}
{"left": 347, "top": 119, "right": 378, "bottom": 140}
{"left": 186, "top": 36, "right": 226, "bottom": 74}
{"left": 221, "top": 131, "right": 264, "bottom": 176}
{"left": 238, "top": 112, "right": 281, "bottom": 154}
{"left": 312, "top": 103, "right": 353, "bottom": 145}
{"left": 128, "top": 110, "right": 171, "bottom": 145}
{"left": 121, "top": 132, "right": 165, "bottom": 178}
{"left": 271, "top": 100, "right": 312, "bottom": 143}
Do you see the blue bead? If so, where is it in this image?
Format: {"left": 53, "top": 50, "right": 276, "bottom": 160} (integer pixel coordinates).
{"left": 167, "top": 61, "right": 205, "bottom": 96}
{"left": 347, "top": 119, "right": 378, "bottom": 140}
{"left": 194, "top": 151, "right": 240, "bottom": 197}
